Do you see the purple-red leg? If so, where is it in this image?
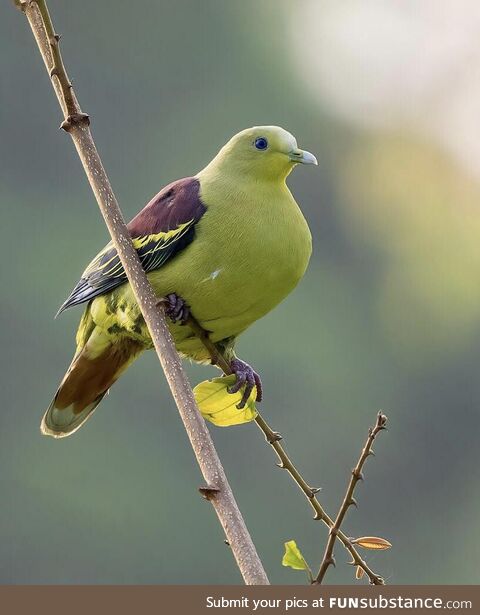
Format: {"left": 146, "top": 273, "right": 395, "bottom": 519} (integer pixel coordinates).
{"left": 228, "top": 358, "right": 263, "bottom": 409}
{"left": 161, "top": 296, "right": 262, "bottom": 408}
{"left": 163, "top": 293, "right": 190, "bottom": 325}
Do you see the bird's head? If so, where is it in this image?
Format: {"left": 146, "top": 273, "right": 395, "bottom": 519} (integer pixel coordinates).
{"left": 202, "top": 126, "right": 318, "bottom": 183}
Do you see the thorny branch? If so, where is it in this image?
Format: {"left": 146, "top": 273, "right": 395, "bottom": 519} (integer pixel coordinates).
{"left": 186, "top": 315, "right": 387, "bottom": 585}
{"left": 314, "top": 412, "right": 388, "bottom": 584}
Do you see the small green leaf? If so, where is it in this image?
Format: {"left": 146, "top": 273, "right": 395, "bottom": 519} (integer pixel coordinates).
{"left": 193, "top": 375, "right": 257, "bottom": 427}
{"left": 282, "top": 540, "right": 308, "bottom": 571}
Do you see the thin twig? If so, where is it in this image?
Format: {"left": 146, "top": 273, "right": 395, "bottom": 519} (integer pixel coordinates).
{"left": 186, "top": 315, "right": 385, "bottom": 585}
{"left": 14, "top": 0, "right": 269, "bottom": 585}
{"left": 314, "top": 412, "right": 388, "bottom": 584}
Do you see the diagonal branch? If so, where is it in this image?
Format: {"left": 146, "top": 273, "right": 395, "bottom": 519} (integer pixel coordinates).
{"left": 314, "top": 411, "right": 388, "bottom": 584}
{"left": 14, "top": 0, "right": 269, "bottom": 585}
{"left": 185, "top": 315, "right": 386, "bottom": 585}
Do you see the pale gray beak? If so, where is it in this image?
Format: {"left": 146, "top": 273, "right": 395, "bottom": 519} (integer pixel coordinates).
{"left": 289, "top": 148, "right": 318, "bottom": 166}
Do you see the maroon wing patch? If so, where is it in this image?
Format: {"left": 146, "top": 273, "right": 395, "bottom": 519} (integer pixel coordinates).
{"left": 58, "top": 177, "right": 206, "bottom": 313}
{"left": 128, "top": 176, "right": 205, "bottom": 235}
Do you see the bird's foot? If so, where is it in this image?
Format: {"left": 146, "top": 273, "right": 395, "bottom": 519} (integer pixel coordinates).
{"left": 162, "top": 293, "right": 190, "bottom": 325}
{"left": 228, "top": 358, "right": 263, "bottom": 409}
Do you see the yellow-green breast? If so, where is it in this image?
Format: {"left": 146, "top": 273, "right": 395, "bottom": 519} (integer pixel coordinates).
{"left": 147, "top": 170, "right": 311, "bottom": 357}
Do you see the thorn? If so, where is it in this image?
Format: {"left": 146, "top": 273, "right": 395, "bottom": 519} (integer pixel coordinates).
{"left": 352, "top": 469, "right": 364, "bottom": 481}
{"left": 347, "top": 559, "right": 356, "bottom": 566}
{"left": 60, "top": 112, "right": 90, "bottom": 132}
{"left": 367, "top": 450, "right": 375, "bottom": 457}
{"left": 377, "top": 412, "right": 388, "bottom": 428}
{"left": 308, "top": 486, "right": 322, "bottom": 497}
{"left": 224, "top": 540, "right": 230, "bottom": 547}
{"left": 275, "top": 462, "right": 286, "bottom": 470}
{"left": 313, "top": 512, "right": 322, "bottom": 521}
{"left": 198, "top": 484, "right": 220, "bottom": 501}
{"left": 328, "top": 556, "right": 336, "bottom": 568}
{"left": 348, "top": 497, "right": 358, "bottom": 509}
{"left": 267, "top": 431, "right": 282, "bottom": 444}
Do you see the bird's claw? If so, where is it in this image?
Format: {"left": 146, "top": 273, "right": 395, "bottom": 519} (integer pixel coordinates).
{"left": 162, "top": 293, "right": 190, "bottom": 325}
{"left": 228, "top": 358, "right": 263, "bottom": 408}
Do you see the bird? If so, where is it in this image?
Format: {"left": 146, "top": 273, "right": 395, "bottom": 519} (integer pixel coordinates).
{"left": 41, "top": 126, "right": 317, "bottom": 438}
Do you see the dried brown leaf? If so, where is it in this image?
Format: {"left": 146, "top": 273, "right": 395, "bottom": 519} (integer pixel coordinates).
{"left": 352, "top": 536, "right": 392, "bottom": 550}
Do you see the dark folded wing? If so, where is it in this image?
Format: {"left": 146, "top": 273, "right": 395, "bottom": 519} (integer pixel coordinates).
{"left": 57, "top": 177, "right": 205, "bottom": 314}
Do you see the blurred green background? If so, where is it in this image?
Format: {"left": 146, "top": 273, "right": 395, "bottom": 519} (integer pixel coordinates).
{"left": 2, "top": 0, "right": 480, "bottom": 585}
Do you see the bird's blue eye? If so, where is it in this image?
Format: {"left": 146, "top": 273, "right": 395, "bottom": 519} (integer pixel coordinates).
{"left": 254, "top": 137, "right": 268, "bottom": 150}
